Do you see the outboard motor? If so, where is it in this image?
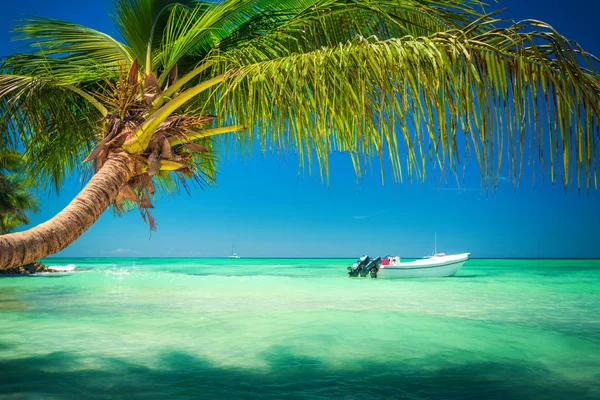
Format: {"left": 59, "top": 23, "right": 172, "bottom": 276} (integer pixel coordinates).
{"left": 369, "top": 265, "right": 380, "bottom": 278}
{"left": 360, "top": 257, "right": 381, "bottom": 277}
{"left": 348, "top": 256, "right": 381, "bottom": 277}
{"left": 348, "top": 255, "right": 370, "bottom": 277}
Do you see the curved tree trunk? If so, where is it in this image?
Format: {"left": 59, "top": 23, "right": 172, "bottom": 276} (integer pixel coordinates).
{"left": 0, "top": 151, "right": 135, "bottom": 269}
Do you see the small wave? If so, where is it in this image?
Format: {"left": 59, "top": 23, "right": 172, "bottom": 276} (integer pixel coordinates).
{"left": 47, "top": 264, "right": 76, "bottom": 272}
{"left": 105, "top": 269, "right": 131, "bottom": 276}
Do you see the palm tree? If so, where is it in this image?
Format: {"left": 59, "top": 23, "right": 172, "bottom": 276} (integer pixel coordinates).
{"left": 0, "top": 151, "right": 40, "bottom": 235}
{"left": 0, "top": 0, "right": 599, "bottom": 269}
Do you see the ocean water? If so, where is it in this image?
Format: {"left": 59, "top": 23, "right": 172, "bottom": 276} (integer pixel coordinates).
{"left": 0, "top": 258, "right": 598, "bottom": 399}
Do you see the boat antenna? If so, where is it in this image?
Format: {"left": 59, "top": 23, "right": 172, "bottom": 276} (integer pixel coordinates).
{"left": 434, "top": 232, "right": 437, "bottom": 255}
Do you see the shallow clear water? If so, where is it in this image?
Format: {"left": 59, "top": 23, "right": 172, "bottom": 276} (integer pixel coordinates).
{"left": 1, "top": 258, "right": 599, "bottom": 399}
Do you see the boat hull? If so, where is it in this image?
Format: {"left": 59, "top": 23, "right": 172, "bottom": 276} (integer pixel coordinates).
{"left": 375, "top": 253, "right": 469, "bottom": 278}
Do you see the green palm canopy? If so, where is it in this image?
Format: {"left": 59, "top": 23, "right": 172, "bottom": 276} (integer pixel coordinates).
{"left": 1, "top": 0, "right": 599, "bottom": 215}
{"left": 0, "top": 151, "right": 39, "bottom": 235}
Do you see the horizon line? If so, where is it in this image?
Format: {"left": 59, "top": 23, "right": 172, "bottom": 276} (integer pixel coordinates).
{"left": 44, "top": 256, "right": 600, "bottom": 261}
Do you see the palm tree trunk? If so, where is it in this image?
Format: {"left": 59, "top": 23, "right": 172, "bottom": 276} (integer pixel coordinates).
{"left": 0, "top": 151, "right": 135, "bottom": 269}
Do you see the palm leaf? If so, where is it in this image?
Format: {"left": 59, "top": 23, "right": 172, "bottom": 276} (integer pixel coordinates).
{"left": 210, "top": 21, "right": 600, "bottom": 188}
{"left": 111, "top": 0, "right": 202, "bottom": 68}
{"left": 13, "top": 17, "right": 132, "bottom": 65}
{"left": 0, "top": 151, "right": 39, "bottom": 234}
{"left": 0, "top": 74, "right": 103, "bottom": 190}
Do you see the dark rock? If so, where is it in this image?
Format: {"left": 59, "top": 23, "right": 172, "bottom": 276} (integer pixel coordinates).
{"left": 0, "top": 261, "right": 55, "bottom": 275}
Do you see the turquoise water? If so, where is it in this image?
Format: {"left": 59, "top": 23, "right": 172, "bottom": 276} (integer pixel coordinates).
{"left": 0, "top": 258, "right": 599, "bottom": 399}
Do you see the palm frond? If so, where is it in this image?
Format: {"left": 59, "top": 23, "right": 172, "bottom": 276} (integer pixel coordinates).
{"left": 206, "top": 0, "right": 486, "bottom": 64}
{"left": 0, "top": 149, "right": 23, "bottom": 171}
{"left": 13, "top": 17, "right": 132, "bottom": 65}
{"left": 0, "top": 73, "right": 103, "bottom": 190}
{"left": 0, "top": 52, "right": 123, "bottom": 90}
{"left": 211, "top": 21, "right": 600, "bottom": 188}
{"left": 147, "top": 1, "right": 488, "bottom": 114}
{"left": 155, "top": 0, "right": 298, "bottom": 81}
{"left": 0, "top": 151, "right": 39, "bottom": 234}
{"left": 111, "top": 0, "right": 202, "bottom": 67}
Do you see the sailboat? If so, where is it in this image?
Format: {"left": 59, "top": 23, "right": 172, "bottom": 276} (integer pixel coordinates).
{"left": 228, "top": 241, "right": 241, "bottom": 259}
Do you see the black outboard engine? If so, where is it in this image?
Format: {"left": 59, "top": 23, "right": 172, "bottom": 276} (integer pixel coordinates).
{"left": 348, "top": 256, "right": 381, "bottom": 277}
{"left": 348, "top": 255, "right": 370, "bottom": 277}
{"left": 360, "top": 257, "right": 381, "bottom": 277}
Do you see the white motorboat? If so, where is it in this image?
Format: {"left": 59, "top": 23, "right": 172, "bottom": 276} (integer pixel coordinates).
{"left": 348, "top": 253, "right": 470, "bottom": 278}
{"left": 378, "top": 253, "right": 470, "bottom": 278}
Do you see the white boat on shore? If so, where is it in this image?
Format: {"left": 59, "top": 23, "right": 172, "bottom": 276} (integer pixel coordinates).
{"left": 348, "top": 253, "right": 470, "bottom": 278}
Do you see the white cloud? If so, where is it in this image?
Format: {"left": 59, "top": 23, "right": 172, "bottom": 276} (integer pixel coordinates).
{"left": 100, "top": 248, "right": 140, "bottom": 255}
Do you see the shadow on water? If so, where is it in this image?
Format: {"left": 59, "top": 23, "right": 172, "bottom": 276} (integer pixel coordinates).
{"left": 0, "top": 347, "right": 597, "bottom": 400}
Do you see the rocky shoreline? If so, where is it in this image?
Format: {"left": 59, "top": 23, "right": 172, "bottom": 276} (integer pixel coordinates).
{"left": 0, "top": 262, "right": 59, "bottom": 275}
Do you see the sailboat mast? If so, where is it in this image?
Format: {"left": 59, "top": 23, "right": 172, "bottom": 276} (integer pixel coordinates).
{"left": 434, "top": 233, "right": 437, "bottom": 255}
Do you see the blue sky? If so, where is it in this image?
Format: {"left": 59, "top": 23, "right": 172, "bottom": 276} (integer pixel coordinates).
{"left": 2, "top": 0, "right": 599, "bottom": 258}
